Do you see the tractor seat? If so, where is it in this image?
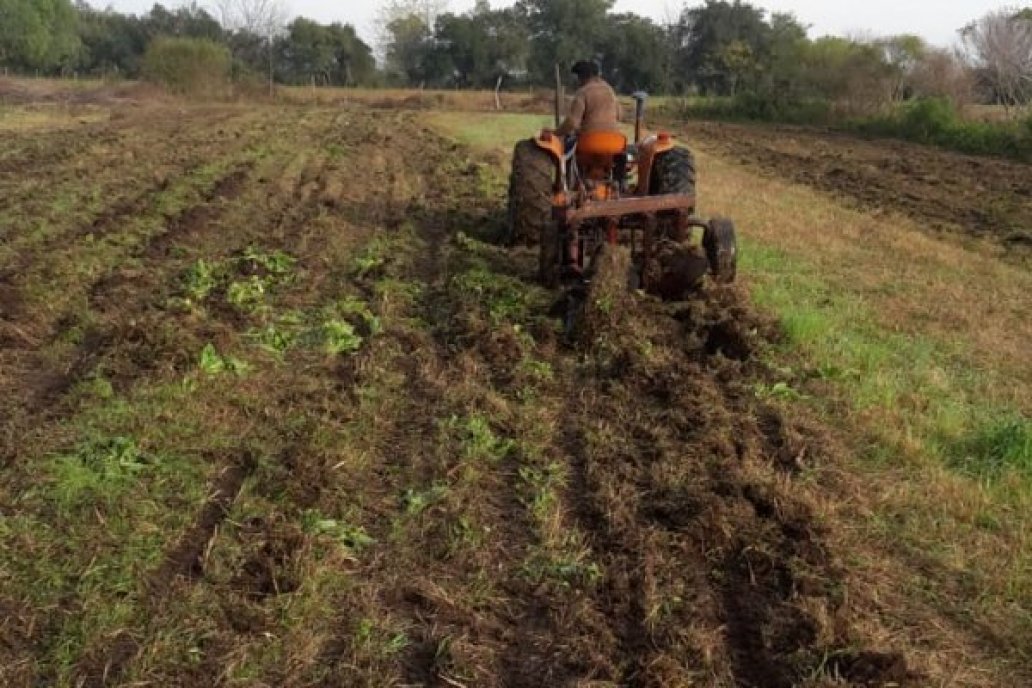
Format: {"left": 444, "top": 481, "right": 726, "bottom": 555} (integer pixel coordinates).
{"left": 576, "top": 131, "right": 627, "bottom": 181}
{"left": 577, "top": 130, "right": 627, "bottom": 157}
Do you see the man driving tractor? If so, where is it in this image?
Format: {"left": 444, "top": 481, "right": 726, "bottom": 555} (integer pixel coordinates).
{"left": 555, "top": 60, "right": 622, "bottom": 137}
{"left": 553, "top": 60, "right": 624, "bottom": 275}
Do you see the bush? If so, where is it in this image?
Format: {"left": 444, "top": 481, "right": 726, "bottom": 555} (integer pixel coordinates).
{"left": 858, "top": 98, "right": 1032, "bottom": 161}
{"left": 670, "top": 94, "right": 832, "bottom": 125}
{"left": 142, "top": 37, "right": 231, "bottom": 95}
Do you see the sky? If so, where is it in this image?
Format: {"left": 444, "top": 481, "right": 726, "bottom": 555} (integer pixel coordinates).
{"left": 103, "top": 0, "right": 1011, "bottom": 48}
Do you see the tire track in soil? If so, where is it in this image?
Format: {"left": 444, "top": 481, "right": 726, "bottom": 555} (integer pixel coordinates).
{"left": 73, "top": 111, "right": 398, "bottom": 686}
{"left": 298, "top": 117, "right": 545, "bottom": 686}
{"left": 0, "top": 109, "right": 246, "bottom": 246}
{"left": 0, "top": 111, "right": 294, "bottom": 379}
{"left": 0, "top": 162, "right": 257, "bottom": 470}
{"left": 65, "top": 125, "right": 350, "bottom": 688}
{"left": 73, "top": 454, "right": 256, "bottom": 688}
{"left": 554, "top": 284, "right": 913, "bottom": 687}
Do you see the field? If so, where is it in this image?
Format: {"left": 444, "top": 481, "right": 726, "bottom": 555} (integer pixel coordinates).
{"left": 0, "top": 83, "right": 1030, "bottom": 687}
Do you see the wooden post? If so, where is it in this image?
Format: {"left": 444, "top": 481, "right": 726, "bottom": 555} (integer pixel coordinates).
{"left": 494, "top": 74, "right": 504, "bottom": 111}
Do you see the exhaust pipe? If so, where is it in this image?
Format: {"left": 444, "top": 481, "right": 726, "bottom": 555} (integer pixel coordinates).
{"left": 632, "top": 91, "right": 648, "bottom": 145}
{"left": 554, "top": 63, "right": 564, "bottom": 129}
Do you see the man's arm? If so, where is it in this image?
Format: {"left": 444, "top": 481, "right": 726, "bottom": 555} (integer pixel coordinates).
{"left": 555, "top": 91, "right": 586, "bottom": 137}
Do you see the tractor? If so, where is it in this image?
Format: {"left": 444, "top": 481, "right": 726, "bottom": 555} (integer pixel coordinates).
{"left": 507, "top": 92, "right": 737, "bottom": 303}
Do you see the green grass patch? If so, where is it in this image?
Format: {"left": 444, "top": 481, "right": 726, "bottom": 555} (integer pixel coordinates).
{"left": 428, "top": 111, "right": 554, "bottom": 153}
{"left": 744, "top": 239, "right": 1031, "bottom": 484}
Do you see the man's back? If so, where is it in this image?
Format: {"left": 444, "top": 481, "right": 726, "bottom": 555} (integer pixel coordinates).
{"left": 565, "top": 78, "right": 621, "bottom": 134}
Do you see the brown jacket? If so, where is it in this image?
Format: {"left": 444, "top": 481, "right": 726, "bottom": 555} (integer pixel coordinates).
{"left": 557, "top": 78, "right": 622, "bottom": 136}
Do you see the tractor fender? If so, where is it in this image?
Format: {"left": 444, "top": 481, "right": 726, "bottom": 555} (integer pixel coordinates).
{"left": 636, "top": 132, "right": 676, "bottom": 195}
{"left": 533, "top": 130, "right": 565, "bottom": 161}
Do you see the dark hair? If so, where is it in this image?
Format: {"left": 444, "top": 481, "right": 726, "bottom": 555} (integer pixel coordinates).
{"left": 571, "top": 60, "right": 600, "bottom": 79}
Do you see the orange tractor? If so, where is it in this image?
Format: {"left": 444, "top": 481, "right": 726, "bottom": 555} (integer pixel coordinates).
{"left": 507, "top": 93, "right": 737, "bottom": 302}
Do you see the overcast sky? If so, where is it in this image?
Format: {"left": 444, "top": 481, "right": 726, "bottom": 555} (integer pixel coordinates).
{"left": 103, "top": 0, "right": 1010, "bottom": 47}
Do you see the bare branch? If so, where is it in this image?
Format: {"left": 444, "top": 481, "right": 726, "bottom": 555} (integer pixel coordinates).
{"left": 960, "top": 8, "right": 1032, "bottom": 112}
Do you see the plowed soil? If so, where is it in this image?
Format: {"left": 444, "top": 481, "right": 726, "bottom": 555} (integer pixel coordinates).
{"left": 0, "top": 100, "right": 1023, "bottom": 687}
{"left": 677, "top": 120, "right": 1032, "bottom": 254}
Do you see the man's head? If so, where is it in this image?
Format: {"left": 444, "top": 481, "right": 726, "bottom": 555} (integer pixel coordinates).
{"left": 571, "top": 60, "right": 600, "bottom": 86}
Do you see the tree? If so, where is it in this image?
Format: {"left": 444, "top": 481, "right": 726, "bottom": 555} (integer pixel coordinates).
{"left": 910, "top": 47, "right": 975, "bottom": 110}
{"left": 0, "top": 0, "right": 79, "bottom": 72}
{"left": 673, "top": 0, "right": 772, "bottom": 95}
{"left": 215, "top": 0, "right": 288, "bottom": 38}
{"left": 517, "top": 0, "right": 615, "bottom": 85}
{"left": 277, "top": 18, "right": 376, "bottom": 86}
{"left": 799, "top": 37, "right": 894, "bottom": 115}
{"left": 376, "top": 0, "right": 447, "bottom": 84}
{"left": 215, "top": 0, "right": 289, "bottom": 94}
{"left": 880, "top": 34, "right": 927, "bottom": 101}
{"left": 142, "top": 35, "right": 230, "bottom": 93}
{"left": 600, "top": 13, "right": 670, "bottom": 93}
{"left": 428, "top": 3, "right": 529, "bottom": 88}
{"left": 961, "top": 8, "right": 1032, "bottom": 113}
{"left": 146, "top": 2, "right": 223, "bottom": 41}
{"left": 759, "top": 12, "right": 809, "bottom": 99}
{"left": 74, "top": 2, "right": 148, "bottom": 76}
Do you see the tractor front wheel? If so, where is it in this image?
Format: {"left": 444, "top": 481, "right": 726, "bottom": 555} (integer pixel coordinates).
{"left": 508, "top": 139, "right": 554, "bottom": 246}
{"left": 649, "top": 147, "right": 697, "bottom": 198}
{"left": 703, "top": 217, "right": 738, "bottom": 284}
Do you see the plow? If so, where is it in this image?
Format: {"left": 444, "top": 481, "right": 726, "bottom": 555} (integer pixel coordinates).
{"left": 508, "top": 92, "right": 737, "bottom": 312}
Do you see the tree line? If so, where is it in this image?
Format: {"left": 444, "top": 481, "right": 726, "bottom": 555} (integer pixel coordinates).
{"left": 379, "top": 0, "right": 1032, "bottom": 115}
{"left": 1, "top": 0, "right": 1030, "bottom": 117}
{"left": 0, "top": 1, "right": 376, "bottom": 87}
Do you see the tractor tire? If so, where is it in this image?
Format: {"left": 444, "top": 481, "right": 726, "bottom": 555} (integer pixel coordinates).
{"left": 703, "top": 217, "right": 738, "bottom": 284}
{"left": 507, "top": 139, "right": 554, "bottom": 246}
{"left": 649, "top": 147, "right": 696, "bottom": 198}
{"left": 539, "top": 221, "right": 561, "bottom": 288}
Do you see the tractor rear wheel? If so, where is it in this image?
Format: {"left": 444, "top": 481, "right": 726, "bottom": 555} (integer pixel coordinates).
{"left": 507, "top": 139, "right": 554, "bottom": 246}
{"left": 538, "top": 221, "right": 561, "bottom": 288}
{"left": 649, "top": 147, "right": 696, "bottom": 198}
{"left": 703, "top": 217, "right": 738, "bottom": 284}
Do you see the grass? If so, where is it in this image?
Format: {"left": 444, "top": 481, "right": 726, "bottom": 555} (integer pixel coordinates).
{"left": 742, "top": 239, "right": 1031, "bottom": 483}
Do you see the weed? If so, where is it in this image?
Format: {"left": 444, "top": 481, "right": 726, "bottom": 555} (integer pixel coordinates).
{"left": 353, "top": 254, "right": 385, "bottom": 277}
{"left": 226, "top": 276, "right": 268, "bottom": 312}
{"left": 755, "top": 381, "right": 805, "bottom": 401}
{"left": 302, "top": 509, "right": 375, "bottom": 553}
{"left": 518, "top": 462, "right": 564, "bottom": 521}
{"left": 318, "top": 319, "right": 363, "bottom": 355}
{"left": 48, "top": 436, "right": 149, "bottom": 514}
{"left": 446, "top": 414, "right": 516, "bottom": 462}
{"left": 182, "top": 258, "right": 220, "bottom": 301}
{"left": 522, "top": 550, "right": 602, "bottom": 588}
{"left": 240, "top": 246, "right": 296, "bottom": 277}
{"left": 452, "top": 265, "right": 534, "bottom": 324}
{"left": 446, "top": 515, "right": 484, "bottom": 553}
{"left": 326, "top": 143, "right": 345, "bottom": 160}
{"left": 519, "top": 358, "right": 554, "bottom": 383}
{"left": 198, "top": 343, "right": 250, "bottom": 376}
{"left": 332, "top": 296, "right": 383, "bottom": 336}
{"left": 354, "top": 618, "right": 410, "bottom": 658}
{"left": 402, "top": 484, "right": 449, "bottom": 515}
{"left": 248, "top": 321, "right": 298, "bottom": 358}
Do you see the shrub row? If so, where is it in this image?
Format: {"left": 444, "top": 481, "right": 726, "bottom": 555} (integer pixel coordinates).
{"left": 666, "top": 95, "right": 1032, "bottom": 162}
{"left": 856, "top": 98, "right": 1032, "bottom": 161}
